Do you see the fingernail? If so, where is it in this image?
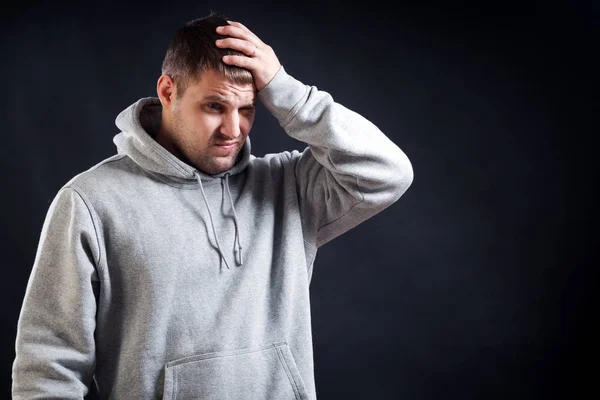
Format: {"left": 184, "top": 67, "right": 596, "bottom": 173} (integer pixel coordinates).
{"left": 216, "top": 26, "right": 224, "bottom": 31}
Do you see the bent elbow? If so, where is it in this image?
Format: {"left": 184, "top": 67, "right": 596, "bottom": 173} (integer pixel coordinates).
{"left": 395, "top": 153, "right": 414, "bottom": 196}
{"left": 381, "top": 148, "right": 413, "bottom": 204}
{"left": 360, "top": 153, "right": 414, "bottom": 208}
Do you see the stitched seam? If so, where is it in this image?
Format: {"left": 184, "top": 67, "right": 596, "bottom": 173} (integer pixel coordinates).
{"left": 66, "top": 184, "right": 104, "bottom": 273}
{"left": 85, "top": 154, "right": 128, "bottom": 172}
{"left": 275, "top": 346, "right": 301, "bottom": 400}
{"left": 98, "top": 153, "right": 214, "bottom": 189}
{"left": 116, "top": 155, "right": 218, "bottom": 189}
{"left": 303, "top": 240, "right": 317, "bottom": 280}
{"left": 317, "top": 151, "right": 365, "bottom": 231}
{"left": 167, "top": 342, "right": 287, "bottom": 367}
{"left": 143, "top": 169, "right": 210, "bottom": 189}
{"left": 281, "top": 86, "right": 310, "bottom": 127}
{"left": 172, "top": 365, "right": 177, "bottom": 400}
{"left": 303, "top": 238, "right": 316, "bottom": 252}
{"left": 318, "top": 196, "right": 363, "bottom": 233}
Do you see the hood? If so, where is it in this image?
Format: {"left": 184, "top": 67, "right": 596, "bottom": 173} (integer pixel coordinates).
{"left": 112, "top": 97, "right": 250, "bottom": 269}
{"left": 113, "top": 97, "right": 251, "bottom": 184}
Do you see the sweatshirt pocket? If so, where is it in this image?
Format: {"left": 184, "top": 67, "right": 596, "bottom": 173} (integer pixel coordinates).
{"left": 162, "top": 342, "right": 308, "bottom": 400}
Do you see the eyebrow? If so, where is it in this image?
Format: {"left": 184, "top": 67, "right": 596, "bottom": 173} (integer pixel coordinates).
{"left": 200, "top": 95, "right": 256, "bottom": 108}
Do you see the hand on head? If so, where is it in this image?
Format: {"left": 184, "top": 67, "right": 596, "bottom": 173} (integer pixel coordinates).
{"left": 215, "top": 20, "right": 282, "bottom": 91}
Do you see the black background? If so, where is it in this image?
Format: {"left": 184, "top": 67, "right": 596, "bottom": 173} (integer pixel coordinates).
{"left": 1, "top": 0, "right": 596, "bottom": 399}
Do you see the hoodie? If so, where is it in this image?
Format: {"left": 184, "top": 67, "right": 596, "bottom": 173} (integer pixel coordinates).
{"left": 12, "top": 66, "right": 414, "bottom": 399}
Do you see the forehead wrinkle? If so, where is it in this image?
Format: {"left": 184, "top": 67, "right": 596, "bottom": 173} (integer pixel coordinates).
{"left": 187, "top": 73, "right": 256, "bottom": 107}
{"left": 199, "top": 93, "right": 256, "bottom": 108}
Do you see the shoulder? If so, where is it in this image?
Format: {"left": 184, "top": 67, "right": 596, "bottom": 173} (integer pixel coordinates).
{"left": 60, "top": 153, "right": 140, "bottom": 196}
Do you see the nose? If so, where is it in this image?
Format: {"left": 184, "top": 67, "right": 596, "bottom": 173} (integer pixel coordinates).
{"left": 219, "top": 112, "right": 242, "bottom": 139}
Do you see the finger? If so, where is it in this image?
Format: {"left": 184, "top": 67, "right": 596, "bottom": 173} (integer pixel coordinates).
{"left": 216, "top": 38, "right": 257, "bottom": 56}
{"left": 226, "top": 20, "right": 249, "bottom": 31}
{"left": 217, "top": 24, "right": 262, "bottom": 45}
{"left": 226, "top": 20, "right": 260, "bottom": 41}
{"left": 221, "top": 55, "right": 256, "bottom": 69}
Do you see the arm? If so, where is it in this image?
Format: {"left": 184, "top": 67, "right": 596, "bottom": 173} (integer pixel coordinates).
{"left": 216, "top": 21, "right": 413, "bottom": 248}
{"left": 12, "top": 186, "right": 100, "bottom": 399}
{"left": 216, "top": 20, "right": 414, "bottom": 249}
{"left": 260, "top": 67, "right": 414, "bottom": 248}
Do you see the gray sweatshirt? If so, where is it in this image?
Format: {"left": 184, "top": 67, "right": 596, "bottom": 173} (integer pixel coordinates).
{"left": 12, "top": 66, "right": 414, "bottom": 399}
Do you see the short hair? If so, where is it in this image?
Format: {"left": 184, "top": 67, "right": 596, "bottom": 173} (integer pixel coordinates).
{"left": 161, "top": 12, "right": 254, "bottom": 98}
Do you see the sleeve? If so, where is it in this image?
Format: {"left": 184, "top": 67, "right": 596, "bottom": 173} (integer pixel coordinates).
{"left": 12, "top": 185, "right": 101, "bottom": 399}
{"left": 259, "top": 66, "right": 414, "bottom": 249}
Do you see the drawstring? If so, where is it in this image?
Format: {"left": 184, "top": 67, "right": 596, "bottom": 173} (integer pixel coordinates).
{"left": 194, "top": 172, "right": 244, "bottom": 269}
{"left": 195, "top": 172, "right": 230, "bottom": 269}
{"left": 224, "top": 173, "right": 243, "bottom": 266}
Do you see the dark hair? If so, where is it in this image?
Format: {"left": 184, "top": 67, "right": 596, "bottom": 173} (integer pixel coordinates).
{"left": 161, "top": 12, "right": 254, "bottom": 98}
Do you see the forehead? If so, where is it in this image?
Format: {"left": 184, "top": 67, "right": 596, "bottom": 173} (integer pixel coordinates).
{"left": 184, "top": 69, "right": 256, "bottom": 104}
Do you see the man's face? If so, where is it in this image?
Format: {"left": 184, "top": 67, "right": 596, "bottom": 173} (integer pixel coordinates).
{"left": 164, "top": 69, "right": 256, "bottom": 175}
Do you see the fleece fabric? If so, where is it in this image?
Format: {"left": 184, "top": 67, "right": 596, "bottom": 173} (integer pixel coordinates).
{"left": 12, "top": 66, "right": 414, "bottom": 399}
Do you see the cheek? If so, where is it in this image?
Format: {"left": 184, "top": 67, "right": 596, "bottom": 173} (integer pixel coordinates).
{"left": 241, "top": 115, "right": 255, "bottom": 133}
{"left": 194, "top": 115, "right": 220, "bottom": 137}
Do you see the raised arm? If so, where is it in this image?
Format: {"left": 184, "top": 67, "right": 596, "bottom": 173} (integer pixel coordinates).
{"left": 260, "top": 68, "right": 413, "bottom": 247}
{"left": 217, "top": 19, "right": 414, "bottom": 248}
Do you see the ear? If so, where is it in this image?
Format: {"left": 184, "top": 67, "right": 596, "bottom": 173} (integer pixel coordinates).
{"left": 157, "top": 74, "right": 177, "bottom": 108}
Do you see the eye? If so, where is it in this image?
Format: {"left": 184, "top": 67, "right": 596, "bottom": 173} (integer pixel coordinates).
{"left": 206, "top": 103, "right": 223, "bottom": 111}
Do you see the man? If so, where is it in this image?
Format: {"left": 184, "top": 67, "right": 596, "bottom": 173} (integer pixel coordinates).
{"left": 12, "top": 13, "right": 414, "bottom": 399}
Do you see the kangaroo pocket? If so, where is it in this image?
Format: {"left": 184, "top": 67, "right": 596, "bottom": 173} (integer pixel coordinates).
{"left": 162, "top": 341, "right": 308, "bottom": 400}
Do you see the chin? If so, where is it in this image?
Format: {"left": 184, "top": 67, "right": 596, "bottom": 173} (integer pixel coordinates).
{"left": 207, "top": 160, "right": 236, "bottom": 175}
{"left": 195, "top": 149, "right": 241, "bottom": 175}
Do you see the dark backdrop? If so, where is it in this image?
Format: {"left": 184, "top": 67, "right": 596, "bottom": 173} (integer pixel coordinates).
{"left": 1, "top": 1, "right": 595, "bottom": 399}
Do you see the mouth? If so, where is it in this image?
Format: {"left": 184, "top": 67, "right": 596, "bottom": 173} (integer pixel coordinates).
{"left": 213, "top": 142, "right": 238, "bottom": 153}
